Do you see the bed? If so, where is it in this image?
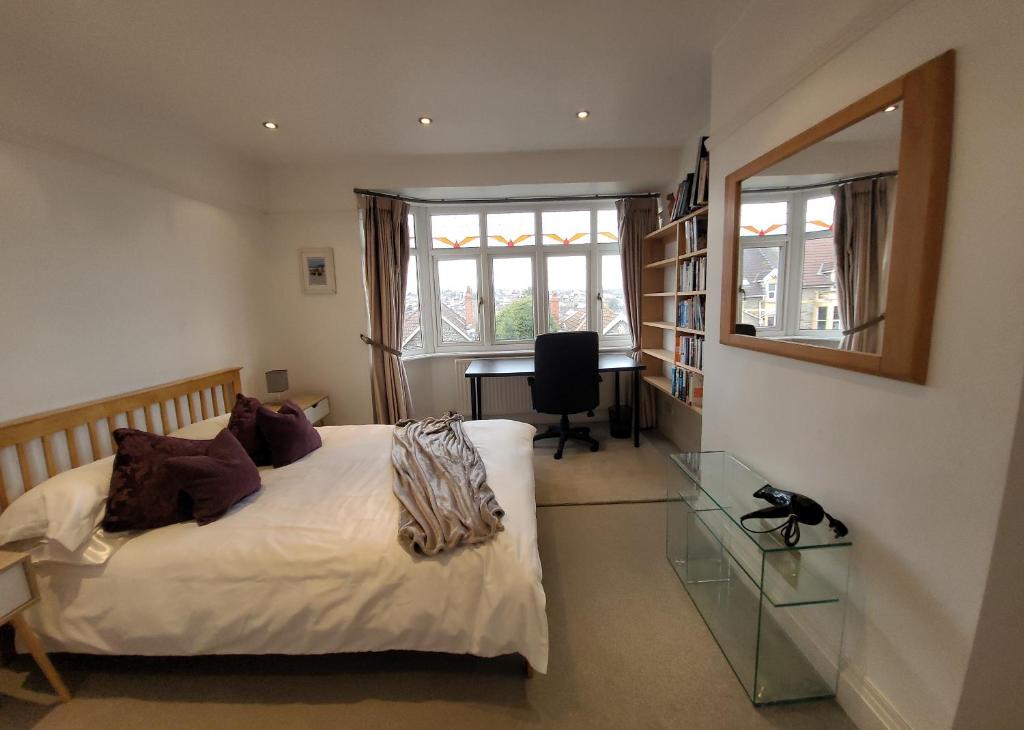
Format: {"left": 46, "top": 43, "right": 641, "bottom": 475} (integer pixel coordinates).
{"left": 0, "top": 368, "right": 548, "bottom": 674}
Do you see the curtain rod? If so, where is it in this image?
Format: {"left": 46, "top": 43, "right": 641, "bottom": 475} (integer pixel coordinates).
{"left": 353, "top": 188, "right": 659, "bottom": 205}
{"left": 742, "top": 171, "right": 898, "bottom": 194}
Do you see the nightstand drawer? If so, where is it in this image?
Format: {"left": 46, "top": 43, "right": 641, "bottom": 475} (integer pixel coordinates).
{"left": 305, "top": 396, "right": 330, "bottom": 425}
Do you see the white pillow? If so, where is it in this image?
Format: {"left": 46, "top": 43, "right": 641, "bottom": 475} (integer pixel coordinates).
{"left": 0, "top": 455, "right": 114, "bottom": 553}
{"left": 168, "top": 413, "right": 231, "bottom": 440}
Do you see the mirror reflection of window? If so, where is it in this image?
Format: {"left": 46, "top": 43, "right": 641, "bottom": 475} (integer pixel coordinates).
{"left": 736, "top": 103, "right": 901, "bottom": 351}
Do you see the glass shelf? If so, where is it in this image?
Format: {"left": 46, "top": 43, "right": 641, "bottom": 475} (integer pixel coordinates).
{"left": 667, "top": 451, "right": 851, "bottom": 705}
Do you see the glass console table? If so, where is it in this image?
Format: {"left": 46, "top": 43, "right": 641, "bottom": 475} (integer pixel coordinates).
{"left": 667, "top": 452, "right": 851, "bottom": 705}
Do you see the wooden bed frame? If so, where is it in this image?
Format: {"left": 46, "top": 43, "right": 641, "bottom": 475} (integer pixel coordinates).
{"left": 0, "top": 368, "right": 242, "bottom": 511}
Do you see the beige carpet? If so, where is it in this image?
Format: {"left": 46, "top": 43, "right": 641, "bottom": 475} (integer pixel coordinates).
{"left": 0, "top": 501, "right": 854, "bottom": 729}
{"left": 533, "top": 424, "right": 682, "bottom": 506}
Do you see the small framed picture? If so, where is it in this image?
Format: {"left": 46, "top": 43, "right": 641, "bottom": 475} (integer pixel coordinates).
{"left": 299, "top": 248, "right": 336, "bottom": 294}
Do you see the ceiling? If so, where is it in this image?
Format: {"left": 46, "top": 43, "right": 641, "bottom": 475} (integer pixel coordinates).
{"left": 0, "top": 1, "right": 749, "bottom": 166}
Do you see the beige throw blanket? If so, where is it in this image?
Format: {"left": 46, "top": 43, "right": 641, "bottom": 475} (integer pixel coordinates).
{"left": 392, "top": 414, "right": 505, "bottom": 556}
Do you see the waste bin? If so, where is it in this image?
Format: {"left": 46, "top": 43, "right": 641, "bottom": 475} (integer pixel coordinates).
{"left": 608, "top": 405, "right": 633, "bottom": 439}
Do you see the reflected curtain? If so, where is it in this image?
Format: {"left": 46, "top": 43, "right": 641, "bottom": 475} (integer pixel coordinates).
{"left": 832, "top": 177, "right": 896, "bottom": 353}
{"left": 360, "top": 194, "right": 413, "bottom": 424}
{"left": 617, "top": 197, "right": 658, "bottom": 429}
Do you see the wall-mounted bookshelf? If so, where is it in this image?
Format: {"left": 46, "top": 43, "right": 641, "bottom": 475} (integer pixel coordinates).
{"left": 639, "top": 205, "right": 708, "bottom": 415}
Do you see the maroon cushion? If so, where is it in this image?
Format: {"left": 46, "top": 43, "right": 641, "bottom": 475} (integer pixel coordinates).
{"left": 255, "top": 401, "right": 322, "bottom": 468}
{"left": 165, "top": 429, "right": 262, "bottom": 525}
{"left": 227, "top": 394, "right": 272, "bottom": 467}
{"left": 102, "top": 429, "right": 210, "bottom": 532}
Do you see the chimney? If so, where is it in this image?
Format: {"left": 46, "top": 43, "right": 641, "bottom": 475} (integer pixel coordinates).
{"left": 464, "top": 286, "right": 475, "bottom": 327}
{"left": 549, "top": 291, "right": 560, "bottom": 322}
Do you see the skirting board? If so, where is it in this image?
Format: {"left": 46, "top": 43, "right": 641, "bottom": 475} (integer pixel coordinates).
{"left": 780, "top": 610, "right": 912, "bottom": 730}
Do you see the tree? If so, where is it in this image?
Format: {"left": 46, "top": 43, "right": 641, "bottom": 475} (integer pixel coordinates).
{"left": 494, "top": 295, "right": 535, "bottom": 341}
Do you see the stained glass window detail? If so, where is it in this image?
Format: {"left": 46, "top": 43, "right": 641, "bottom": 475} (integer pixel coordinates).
{"left": 487, "top": 212, "right": 535, "bottom": 247}
{"left": 431, "top": 214, "right": 480, "bottom": 248}
{"left": 805, "top": 195, "right": 835, "bottom": 233}
{"left": 739, "top": 201, "right": 788, "bottom": 237}
{"left": 597, "top": 209, "right": 619, "bottom": 242}
{"left": 542, "top": 210, "right": 591, "bottom": 245}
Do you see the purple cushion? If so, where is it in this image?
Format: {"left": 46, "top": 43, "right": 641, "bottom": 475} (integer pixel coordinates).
{"left": 165, "top": 429, "right": 262, "bottom": 525}
{"left": 103, "top": 429, "right": 210, "bottom": 532}
{"left": 255, "top": 401, "right": 322, "bottom": 468}
{"left": 227, "top": 394, "right": 272, "bottom": 467}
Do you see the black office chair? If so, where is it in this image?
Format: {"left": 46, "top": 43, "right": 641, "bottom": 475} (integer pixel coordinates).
{"left": 529, "top": 332, "right": 600, "bottom": 460}
{"left": 736, "top": 323, "right": 757, "bottom": 336}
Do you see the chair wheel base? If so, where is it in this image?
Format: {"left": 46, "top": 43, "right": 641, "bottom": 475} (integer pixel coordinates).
{"left": 533, "top": 415, "right": 600, "bottom": 460}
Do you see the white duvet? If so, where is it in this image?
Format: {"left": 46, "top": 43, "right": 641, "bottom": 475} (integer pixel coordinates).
{"left": 24, "top": 420, "right": 549, "bottom": 672}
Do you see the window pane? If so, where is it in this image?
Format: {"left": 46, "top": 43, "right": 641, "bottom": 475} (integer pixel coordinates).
{"left": 739, "top": 201, "right": 788, "bottom": 237}
{"left": 805, "top": 194, "right": 835, "bottom": 233}
{"left": 431, "top": 214, "right": 480, "bottom": 249}
{"left": 542, "top": 210, "right": 591, "bottom": 245}
{"left": 492, "top": 257, "right": 535, "bottom": 341}
{"left": 408, "top": 213, "right": 416, "bottom": 248}
{"left": 597, "top": 209, "right": 619, "bottom": 243}
{"left": 798, "top": 237, "right": 841, "bottom": 331}
{"left": 402, "top": 256, "right": 422, "bottom": 351}
{"left": 546, "top": 256, "right": 588, "bottom": 332}
{"left": 487, "top": 212, "right": 535, "bottom": 247}
{"left": 436, "top": 259, "right": 480, "bottom": 343}
{"left": 601, "top": 254, "right": 627, "bottom": 337}
{"left": 739, "top": 246, "right": 781, "bottom": 329}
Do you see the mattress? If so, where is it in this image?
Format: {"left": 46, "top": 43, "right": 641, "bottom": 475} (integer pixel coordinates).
{"left": 24, "top": 419, "right": 549, "bottom": 672}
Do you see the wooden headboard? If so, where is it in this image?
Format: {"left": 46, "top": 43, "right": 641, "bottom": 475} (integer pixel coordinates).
{"left": 0, "top": 367, "right": 242, "bottom": 511}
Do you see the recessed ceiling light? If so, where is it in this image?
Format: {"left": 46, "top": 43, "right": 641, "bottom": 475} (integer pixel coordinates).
{"left": 418, "top": 117, "right": 433, "bottom": 125}
{"left": 576, "top": 110, "right": 590, "bottom": 119}
{"left": 262, "top": 121, "right": 278, "bottom": 130}
{"left": 884, "top": 104, "right": 898, "bottom": 113}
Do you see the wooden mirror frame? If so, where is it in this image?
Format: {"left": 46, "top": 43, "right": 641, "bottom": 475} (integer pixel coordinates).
{"left": 720, "top": 51, "right": 954, "bottom": 384}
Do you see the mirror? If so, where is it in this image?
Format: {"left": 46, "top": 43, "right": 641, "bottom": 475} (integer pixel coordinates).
{"left": 721, "top": 51, "right": 954, "bottom": 383}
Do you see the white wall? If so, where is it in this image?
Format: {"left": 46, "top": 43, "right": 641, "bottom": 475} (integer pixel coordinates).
{"left": 262, "top": 147, "right": 682, "bottom": 425}
{"left": 0, "top": 137, "right": 273, "bottom": 422}
{"left": 702, "top": 1, "right": 1024, "bottom": 728}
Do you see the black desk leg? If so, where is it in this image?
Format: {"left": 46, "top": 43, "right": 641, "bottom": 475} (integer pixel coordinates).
{"left": 475, "top": 377, "right": 484, "bottom": 420}
{"left": 614, "top": 372, "right": 621, "bottom": 412}
{"left": 469, "top": 377, "right": 478, "bottom": 420}
{"left": 632, "top": 369, "right": 640, "bottom": 447}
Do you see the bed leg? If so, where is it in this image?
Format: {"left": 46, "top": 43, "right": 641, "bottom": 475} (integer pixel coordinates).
{"left": 522, "top": 656, "right": 534, "bottom": 678}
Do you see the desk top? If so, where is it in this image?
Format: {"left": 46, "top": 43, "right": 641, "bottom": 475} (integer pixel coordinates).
{"left": 464, "top": 353, "right": 644, "bottom": 377}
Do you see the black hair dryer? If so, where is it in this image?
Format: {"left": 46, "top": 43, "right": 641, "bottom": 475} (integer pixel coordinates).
{"left": 740, "top": 484, "right": 848, "bottom": 547}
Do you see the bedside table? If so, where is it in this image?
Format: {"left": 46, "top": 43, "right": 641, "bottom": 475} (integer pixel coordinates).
{"left": 265, "top": 394, "right": 330, "bottom": 426}
{"left": 1, "top": 551, "right": 71, "bottom": 702}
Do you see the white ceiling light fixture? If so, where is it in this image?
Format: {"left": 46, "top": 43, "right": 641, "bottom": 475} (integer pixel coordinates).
{"left": 576, "top": 110, "right": 590, "bottom": 119}
{"left": 418, "top": 116, "right": 433, "bottom": 125}
{"left": 262, "top": 121, "right": 278, "bottom": 130}
{"left": 884, "top": 104, "right": 898, "bottom": 113}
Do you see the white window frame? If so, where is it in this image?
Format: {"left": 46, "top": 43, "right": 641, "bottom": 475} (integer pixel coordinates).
{"left": 739, "top": 187, "right": 841, "bottom": 340}
{"left": 405, "top": 200, "right": 630, "bottom": 355}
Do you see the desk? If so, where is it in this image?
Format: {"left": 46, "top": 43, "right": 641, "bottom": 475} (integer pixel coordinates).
{"left": 463, "top": 354, "right": 646, "bottom": 447}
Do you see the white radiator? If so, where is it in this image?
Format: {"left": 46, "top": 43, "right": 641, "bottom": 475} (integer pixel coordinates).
{"left": 454, "top": 359, "right": 533, "bottom": 416}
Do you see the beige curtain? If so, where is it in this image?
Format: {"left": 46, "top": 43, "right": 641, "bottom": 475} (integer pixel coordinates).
{"left": 832, "top": 177, "right": 896, "bottom": 353}
{"left": 617, "top": 197, "right": 658, "bottom": 429}
{"left": 360, "top": 194, "right": 413, "bottom": 424}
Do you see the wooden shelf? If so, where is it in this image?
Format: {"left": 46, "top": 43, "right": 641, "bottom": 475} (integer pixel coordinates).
{"left": 645, "top": 256, "right": 678, "bottom": 269}
{"left": 643, "top": 321, "right": 680, "bottom": 331}
{"left": 678, "top": 290, "right": 707, "bottom": 297}
{"left": 644, "top": 205, "right": 710, "bottom": 242}
{"left": 643, "top": 291, "right": 679, "bottom": 297}
{"left": 679, "top": 249, "right": 708, "bottom": 261}
{"left": 676, "top": 362, "right": 703, "bottom": 375}
{"left": 640, "top": 348, "right": 676, "bottom": 365}
{"left": 678, "top": 327, "right": 705, "bottom": 336}
{"left": 642, "top": 375, "right": 703, "bottom": 415}
{"left": 642, "top": 374, "right": 674, "bottom": 396}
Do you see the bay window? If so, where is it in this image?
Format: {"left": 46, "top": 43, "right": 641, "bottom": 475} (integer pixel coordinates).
{"left": 401, "top": 201, "right": 628, "bottom": 355}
